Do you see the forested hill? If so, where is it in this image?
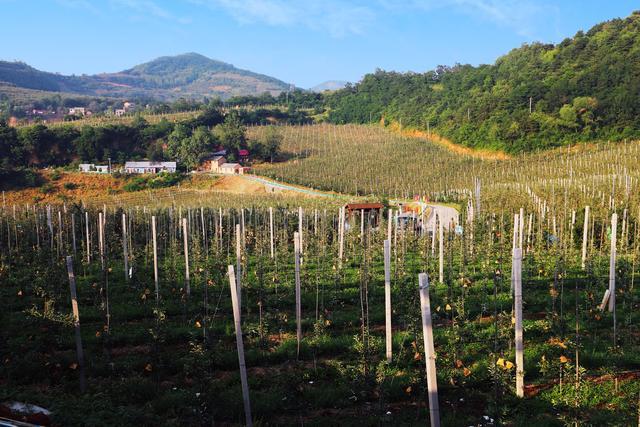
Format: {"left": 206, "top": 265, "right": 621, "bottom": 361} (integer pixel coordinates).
{"left": 325, "top": 12, "right": 640, "bottom": 153}
{"left": 0, "top": 53, "right": 291, "bottom": 101}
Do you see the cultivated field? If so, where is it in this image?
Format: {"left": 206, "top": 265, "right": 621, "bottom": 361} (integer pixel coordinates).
{"left": 1, "top": 124, "right": 639, "bottom": 426}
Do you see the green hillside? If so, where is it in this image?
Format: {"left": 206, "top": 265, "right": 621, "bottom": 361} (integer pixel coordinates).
{"left": 325, "top": 12, "right": 640, "bottom": 152}
{"left": 0, "top": 53, "right": 291, "bottom": 101}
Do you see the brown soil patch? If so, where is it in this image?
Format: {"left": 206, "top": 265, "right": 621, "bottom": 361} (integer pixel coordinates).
{"left": 211, "top": 175, "right": 267, "bottom": 194}
{"left": 2, "top": 171, "right": 125, "bottom": 205}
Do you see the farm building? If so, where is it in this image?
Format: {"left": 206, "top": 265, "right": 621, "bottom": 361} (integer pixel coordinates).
{"left": 220, "top": 163, "right": 250, "bottom": 175}
{"left": 344, "top": 202, "right": 384, "bottom": 225}
{"left": 124, "top": 161, "right": 177, "bottom": 174}
{"left": 68, "top": 107, "right": 86, "bottom": 116}
{"left": 78, "top": 163, "right": 110, "bottom": 173}
{"left": 201, "top": 156, "right": 227, "bottom": 172}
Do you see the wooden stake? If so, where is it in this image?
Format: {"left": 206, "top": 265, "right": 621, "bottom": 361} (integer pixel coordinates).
{"left": 269, "top": 207, "right": 274, "bottom": 259}
{"left": 418, "top": 273, "right": 440, "bottom": 427}
{"left": 609, "top": 213, "right": 617, "bottom": 314}
{"left": 294, "top": 232, "right": 302, "bottom": 359}
{"left": 438, "top": 216, "right": 444, "bottom": 283}
{"left": 66, "top": 256, "right": 86, "bottom": 393}
{"left": 384, "top": 239, "right": 392, "bottom": 363}
{"left": 581, "top": 206, "right": 590, "bottom": 269}
{"left": 227, "top": 265, "right": 253, "bottom": 427}
{"left": 183, "top": 217, "right": 190, "bottom": 296}
{"left": 152, "top": 215, "right": 159, "bottom": 304}
{"left": 235, "top": 223, "right": 242, "bottom": 307}
{"left": 122, "top": 214, "right": 129, "bottom": 281}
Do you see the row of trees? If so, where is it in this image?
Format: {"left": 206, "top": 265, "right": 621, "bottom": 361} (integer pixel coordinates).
{"left": 0, "top": 107, "right": 283, "bottom": 182}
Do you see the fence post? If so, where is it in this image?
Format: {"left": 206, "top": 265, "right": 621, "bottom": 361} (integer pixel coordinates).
{"left": 384, "top": 239, "right": 392, "bottom": 363}
{"left": 294, "top": 232, "right": 302, "bottom": 359}
{"left": 66, "top": 256, "right": 86, "bottom": 393}
{"left": 418, "top": 273, "right": 440, "bottom": 427}
{"left": 514, "top": 248, "right": 524, "bottom": 397}
{"left": 183, "top": 217, "right": 190, "bottom": 296}
{"left": 581, "top": 206, "right": 590, "bottom": 269}
{"left": 227, "top": 265, "right": 253, "bottom": 427}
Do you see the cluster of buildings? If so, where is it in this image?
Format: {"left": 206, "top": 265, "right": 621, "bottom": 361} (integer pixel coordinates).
{"left": 78, "top": 145, "right": 252, "bottom": 176}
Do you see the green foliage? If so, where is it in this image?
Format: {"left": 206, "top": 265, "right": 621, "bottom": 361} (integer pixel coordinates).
{"left": 214, "top": 112, "right": 247, "bottom": 159}
{"left": 122, "top": 172, "right": 184, "bottom": 192}
{"left": 325, "top": 13, "right": 640, "bottom": 152}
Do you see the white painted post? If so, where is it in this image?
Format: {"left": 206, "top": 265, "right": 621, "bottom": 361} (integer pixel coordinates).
{"left": 122, "top": 214, "right": 129, "bottom": 281}
{"left": 438, "top": 216, "right": 444, "bottom": 283}
{"left": 85, "top": 211, "right": 90, "bottom": 263}
{"left": 608, "top": 213, "right": 617, "bottom": 313}
{"left": 235, "top": 223, "right": 242, "bottom": 307}
{"left": 581, "top": 206, "right": 590, "bottom": 269}
{"left": 298, "top": 207, "right": 304, "bottom": 254}
{"left": 183, "top": 218, "right": 190, "bottom": 296}
{"left": 384, "top": 239, "right": 392, "bottom": 363}
{"left": 294, "top": 232, "right": 302, "bottom": 359}
{"left": 269, "top": 207, "right": 274, "bottom": 259}
{"left": 227, "top": 265, "right": 253, "bottom": 427}
{"left": 514, "top": 248, "right": 524, "bottom": 398}
{"left": 418, "top": 273, "right": 440, "bottom": 427}
{"left": 387, "top": 208, "right": 393, "bottom": 243}
{"left": 519, "top": 207, "right": 524, "bottom": 249}
{"left": 338, "top": 207, "right": 345, "bottom": 264}
{"left": 98, "top": 212, "right": 105, "bottom": 271}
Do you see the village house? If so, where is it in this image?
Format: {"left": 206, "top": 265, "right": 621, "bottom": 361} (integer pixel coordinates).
{"left": 69, "top": 107, "right": 86, "bottom": 116}
{"left": 114, "top": 109, "right": 126, "bottom": 117}
{"left": 201, "top": 155, "right": 250, "bottom": 175}
{"left": 201, "top": 155, "right": 226, "bottom": 172}
{"left": 79, "top": 163, "right": 110, "bottom": 173}
{"left": 124, "top": 161, "right": 177, "bottom": 174}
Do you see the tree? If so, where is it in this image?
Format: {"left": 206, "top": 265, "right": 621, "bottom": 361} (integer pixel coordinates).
{"left": 0, "top": 120, "right": 21, "bottom": 174}
{"left": 214, "top": 112, "right": 246, "bottom": 158}
{"left": 166, "top": 125, "right": 215, "bottom": 170}
{"left": 262, "top": 125, "right": 283, "bottom": 163}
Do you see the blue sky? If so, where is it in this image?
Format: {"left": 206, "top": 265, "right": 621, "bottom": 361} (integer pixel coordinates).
{"left": 0, "top": 0, "right": 637, "bottom": 88}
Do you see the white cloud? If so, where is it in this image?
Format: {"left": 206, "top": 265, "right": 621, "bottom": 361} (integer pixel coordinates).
{"left": 384, "top": 0, "right": 555, "bottom": 38}
{"left": 105, "top": 0, "right": 192, "bottom": 24}
{"left": 193, "top": 0, "right": 376, "bottom": 37}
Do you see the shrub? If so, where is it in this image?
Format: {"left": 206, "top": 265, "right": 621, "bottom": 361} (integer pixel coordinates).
{"left": 49, "top": 169, "right": 62, "bottom": 180}
{"left": 63, "top": 182, "right": 78, "bottom": 190}
{"left": 40, "top": 183, "right": 55, "bottom": 194}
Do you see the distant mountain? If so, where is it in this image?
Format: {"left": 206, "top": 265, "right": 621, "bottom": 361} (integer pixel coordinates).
{"left": 310, "top": 80, "right": 348, "bottom": 92}
{"left": 0, "top": 53, "right": 291, "bottom": 101}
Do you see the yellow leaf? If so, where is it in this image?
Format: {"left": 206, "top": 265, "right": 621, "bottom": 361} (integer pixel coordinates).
{"left": 405, "top": 386, "right": 412, "bottom": 394}
{"left": 195, "top": 321, "right": 202, "bottom": 328}
{"left": 497, "top": 358, "right": 505, "bottom": 367}
{"left": 414, "top": 352, "right": 422, "bottom": 361}
{"left": 455, "top": 359, "right": 463, "bottom": 368}
{"left": 445, "top": 304, "right": 452, "bottom": 311}
{"left": 505, "top": 361, "right": 514, "bottom": 370}
{"left": 560, "top": 356, "right": 569, "bottom": 363}
{"left": 463, "top": 367, "right": 471, "bottom": 377}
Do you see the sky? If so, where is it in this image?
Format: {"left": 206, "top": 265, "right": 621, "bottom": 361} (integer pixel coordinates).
{"left": 0, "top": 0, "right": 638, "bottom": 88}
